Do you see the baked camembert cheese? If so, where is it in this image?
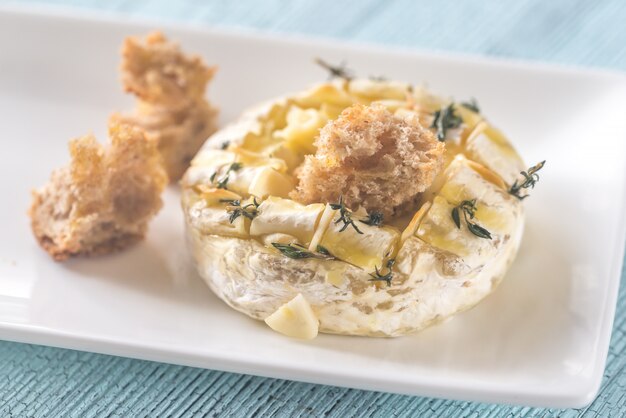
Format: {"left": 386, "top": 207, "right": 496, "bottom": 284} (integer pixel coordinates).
{"left": 182, "top": 65, "right": 543, "bottom": 339}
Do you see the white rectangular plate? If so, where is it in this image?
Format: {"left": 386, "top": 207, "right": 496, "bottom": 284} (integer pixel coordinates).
{"left": 1, "top": 6, "right": 625, "bottom": 408}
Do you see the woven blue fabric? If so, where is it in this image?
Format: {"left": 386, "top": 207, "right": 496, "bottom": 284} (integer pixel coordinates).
{"left": 1, "top": 0, "right": 626, "bottom": 416}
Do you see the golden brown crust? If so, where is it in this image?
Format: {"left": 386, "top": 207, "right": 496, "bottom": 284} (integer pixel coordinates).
{"left": 119, "top": 32, "right": 219, "bottom": 181}
{"left": 111, "top": 100, "right": 217, "bottom": 182}
{"left": 290, "top": 104, "right": 444, "bottom": 218}
{"left": 29, "top": 122, "right": 168, "bottom": 261}
{"left": 121, "top": 32, "right": 215, "bottom": 109}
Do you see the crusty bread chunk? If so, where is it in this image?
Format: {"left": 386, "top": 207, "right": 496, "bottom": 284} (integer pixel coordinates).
{"left": 116, "top": 32, "right": 218, "bottom": 181}
{"left": 29, "top": 122, "right": 168, "bottom": 261}
{"left": 291, "top": 104, "right": 444, "bottom": 218}
{"left": 121, "top": 32, "right": 214, "bottom": 110}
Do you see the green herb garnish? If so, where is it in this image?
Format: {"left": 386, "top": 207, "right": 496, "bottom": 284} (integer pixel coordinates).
{"left": 368, "top": 259, "right": 395, "bottom": 287}
{"left": 360, "top": 211, "right": 384, "bottom": 227}
{"left": 451, "top": 199, "right": 492, "bottom": 240}
{"left": 509, "top": 161, "right": 546, "bottom": 200}
{"left": 460, "top": 98, "right": 480, "bottom": 113}
{"left": 316, "top": 245, "right": 333, "bottom": 258}
{"left": 431, "top": 103, "right": 463, "bottom": 141}
{"left": 220, "top": 197, "right": 259, "bottom": 223}
{"left": 220, "top": 141, "right": 230, "bottom": 150}
{"left": 214, "top": 162, "right": 243, "bottom": 189}
{"left": 330, "top": 195, "right": 363, "bottom": 234}
{"left": 216, "top": 178, "right": 229, "bottom": 189}
{"left": 314, "top": 58, "right": 353, "bottom": 81}
{"left": 272, "top": 243, "right": 333, "bottom": 260}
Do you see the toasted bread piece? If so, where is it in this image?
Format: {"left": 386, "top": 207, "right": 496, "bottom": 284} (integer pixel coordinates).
{"left": 119, "top": 32, "right": 219, "bottom": 181}
{"left": 29, "top": 122, "right": 168, "bottom": 261}
{"left": 291, "top": 104, "right": 444, "bottom": 218}
{"left": 112, "top": 99, "right": 217, "bottom": 182}
{"left": 121, "top": 32, "right": 215, "bottom": 109}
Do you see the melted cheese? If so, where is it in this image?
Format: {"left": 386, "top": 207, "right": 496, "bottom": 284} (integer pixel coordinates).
{"left": 250, "top": 197, "right": 324, "bottom": 245}
{"left": 273, "top": 106, "right": 328, "bottom": 155}
{"left": 187, "top": 197, "right": 252, "bottom": 238}
{"left": 247, "top": 167, "right": 296, "bottom": 198}
{"left": 318, "top": 210, "right": 400, "bottom": 271}
{"left": 465, "top": 124, "right": 526, "bottom": 186}
{"left": 417, "top": 158, "right": 517, "bottom": 268}
{"left": 294, "top": 83, "right": 354, "bottom": 109}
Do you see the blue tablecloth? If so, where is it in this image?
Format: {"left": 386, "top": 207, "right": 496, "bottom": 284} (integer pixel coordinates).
{"left": 2, "top": 0, "right": 626, "bottom": 416}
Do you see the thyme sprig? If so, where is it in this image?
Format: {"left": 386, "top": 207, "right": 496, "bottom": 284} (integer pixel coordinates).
{"left": 211, "top": 162, "right": 243, "bottom": 189}
{"left": 220, "top": 197, "right": 259, "bottom": 223}
{"left": 360, "top": 211, "right": 384, "bottom": 227}
{"left": 509, "top": 161, "right": 546, "bottom": 200}
{"left": 460, "top": 98, "right": 480, "bottom": 113}
{"left": 369, "top": 259, "right": 395, "bottom": 287}
{"left": 330, "top": 196, "right": 363, "bottom": 234}
{"left": 272, "top": 243, "right": 334, "bottom": 260}
{"left": 451, "top": 199, "right": 492, "bottom": 240}
{"left": 314, "top": 58, "right": 354, "bottom": 81}
{"left": 316, "top": 245, "right": 334, "bottom": 258}
{"left": 431, "top": 103, "right": 463, "bottom": 141}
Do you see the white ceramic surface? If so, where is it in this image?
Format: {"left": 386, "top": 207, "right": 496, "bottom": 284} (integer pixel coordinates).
{"left": 1, "top": 6, "right": 625, "bottom": 408}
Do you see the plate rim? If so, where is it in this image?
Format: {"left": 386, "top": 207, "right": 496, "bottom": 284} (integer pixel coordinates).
{"left": 1, "top": 4, "right": 625, "bottom": 409}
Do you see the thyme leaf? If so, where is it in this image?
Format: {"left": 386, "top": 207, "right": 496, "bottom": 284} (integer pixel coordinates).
{"left": 360, "top": 211, "right": 384, "bottom": 227}
{"left": 272, "top": 243, "right": 334, "bottom": 260}
{"left": 451, "top": 199, "right": 492, "bottom": 240}
{"left": 451, "top": 206, "right": 461, "bottom": 229}
{"left": 314, "top": 58, "right": 354, "bottom": 81}
{"left": 220, "top": 197, "right": 259, "bottom": 223}
{"left": 216, "top": 176, "right": 229, "bottom": 189}
{"left": 460, "top": 98, "right": 480, "bottom": 113}
{"left": 431, "top": 103, "right": 463, "bottom": 141}
{"left": 272, "top": 243, "right": 314, "bottom": 259}
{"left": 329, "top": 195, "right": 363, "bottom": 234}
{"left": 316, "top": 245, "right": 334, "bottom": 258}
{"left": 467, "top": 222, "right": 493, "bottom": 240}
{"left": 213, "top": 162, "right": 243, "bottom": 190}
{"left": 368, "top": 259, "right": 395, "bottom": 287}
{"left": 509, "top": 161, "right": 546, "bottom": 200}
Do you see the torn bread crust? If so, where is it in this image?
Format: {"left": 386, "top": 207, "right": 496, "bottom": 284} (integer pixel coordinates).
{"left": 112, "top": 100, "right": 218, "bottom": 182}
{"left": 121, "top": 32, "right": 216, "bottom": 110}
{"left": 119, "top": 32, "right": 219, "bottom": 181}
{"left": 291, "top": 103, "right": 444, "bottom": 218}
{"left": 29, "top": 123, "right": 167, "bottom": 261}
